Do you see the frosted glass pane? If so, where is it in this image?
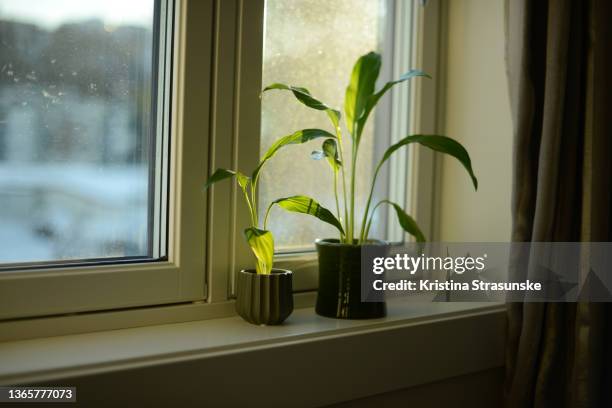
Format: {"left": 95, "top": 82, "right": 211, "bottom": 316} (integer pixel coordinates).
{"left": 260, "top": 0, "right": 388, "bottom": 251}
{"left": 0, "top": 0, "right": 159, "bottom": 264}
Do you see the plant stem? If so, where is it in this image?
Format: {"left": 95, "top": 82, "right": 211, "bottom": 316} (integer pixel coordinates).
{"left": 359, "top": 163, "right": 382, "bottom": 242}
{"left": 363, "top": 199, "right": 386, "bottom": 240}
{"left": 262, "top": 202, "right": 274, "bottom": 230}
{"left": 349, "top": 141, "right": 357, "bottom": 243}
{"left": 250, "top": 179, "right": 259, "bottom": 226}
{"left": 241, "top": 184, "right": 257, "bottom": 227}
{"left": 333, "top": 170, "right": 342, "bottom": 240}
{"left": 335, "top": 126, "right": 350, "bottom": 243}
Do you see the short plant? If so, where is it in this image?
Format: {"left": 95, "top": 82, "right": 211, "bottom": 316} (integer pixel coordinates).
{"left": 203, "top": 131, "right": 343, "bottom": 274}
{"left": 262, "top": 51, "right": 478, "bottom": 244}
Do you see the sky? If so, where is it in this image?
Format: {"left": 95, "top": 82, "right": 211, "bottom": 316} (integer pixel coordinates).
{"left": 0, "top": 0, "right": 154, "bottom": 28}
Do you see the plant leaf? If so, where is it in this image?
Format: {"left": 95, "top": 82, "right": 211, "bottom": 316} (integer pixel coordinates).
{"left": 357, "top": 70, "right": 430, "bottom": 136}
{"left": 311, "top": 139, "right": 341, "bottom": 171}
{"left": 271, "top": 195, "right": 344, "bottom": 235}
{"left": 252, "top": 129, "right": 335, "bottom": 181}
{"left": 386, "top": 201, "right": 426, "bottom": 242}
{"left": 203, "top": 168, "right": 235, "bottom": 190}
{"left": 262, "top": 83, "right": 341, "bottom": 130}
{"left": 322, "top": 139, "right": 341, "bottom": 169}
{"left": 380, "top": 135, "right": 478, "bottom": 190}
{"left": 236, "top": 172, "right": 250, "bottom": 190}
{"left": 244, "top": 227, "right": 274, "bottom": 274}
{"left": 203, "top": 168, "right": 250, "bottom": 193}
{"left": 344, "top": 52, "right": 381, "bottom": 142}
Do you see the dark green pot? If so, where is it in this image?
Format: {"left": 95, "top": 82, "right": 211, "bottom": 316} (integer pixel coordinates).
{"left": 235, "top": 269, "right": 293, "bottom": 325}
{"left": 315, "top": 239, "right": 387, "bottom": 319}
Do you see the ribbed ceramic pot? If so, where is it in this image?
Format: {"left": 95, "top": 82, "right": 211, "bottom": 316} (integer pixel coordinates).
{"left": 235, "top": 269, "right": 293, "bottom": 325}
{"left": 315, "top": 239, "right": 387, "bottom": 319}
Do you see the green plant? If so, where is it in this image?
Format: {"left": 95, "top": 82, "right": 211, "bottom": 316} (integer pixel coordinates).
{"left": 262, "top": 51, "right": 478, "bottom": 244}
{"left": 203, "top": 130, "right": 343, "bottom": 275}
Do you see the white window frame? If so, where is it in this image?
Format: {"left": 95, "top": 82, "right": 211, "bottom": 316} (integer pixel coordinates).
{"left": 0, "top": 0, "right": 211, "bottom": 320}
{"left": 0, "top": 0, "right": 444, "bottom": 335}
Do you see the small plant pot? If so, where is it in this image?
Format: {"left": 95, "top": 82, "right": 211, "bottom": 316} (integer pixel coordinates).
{"left": 235, "top": 269, "right": 294, "bottom": 325}
{"left": 315, "top": 239, "right": 387, "bottom": 319}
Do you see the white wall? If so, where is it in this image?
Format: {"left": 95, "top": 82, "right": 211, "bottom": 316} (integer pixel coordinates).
{"left": 437, "top": 0, "right": 513, "bottom": 242}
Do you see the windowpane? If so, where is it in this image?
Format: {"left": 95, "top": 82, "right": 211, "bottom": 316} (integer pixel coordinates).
{"left": 260, "top": 0, "right": 390, "bottom": 252}
{"left": 0, "top": 0, "right": 164, "bottom": 265}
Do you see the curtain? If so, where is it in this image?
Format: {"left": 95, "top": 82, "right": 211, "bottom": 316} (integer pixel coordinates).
{"left": 504, "top": 0, "right": 612, "bottom": 407}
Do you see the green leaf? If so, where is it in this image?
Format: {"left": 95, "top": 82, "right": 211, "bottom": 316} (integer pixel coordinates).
{"left": 344, "top": 52, "right": 381, "bottom": 141}
{"left": 380, "top": 134, "right": 478, "bottom": 190}
{"left": 322, "top": 139, "right": 340, "bottom": 167}
{"left": 271, "top": 195, "right": 344, "bottom": 235}
{"left": 203, "top": 168, "right": 236, "bottom": 190}
{"left": 357, "top": 70, "right": 430, "bottom": 136}
{"left": 244, "top": 227, "right": 274, "bottom": 275}
{"left": 203, "top": 168, "right": 250, "bottom": 192}
{"left": 252, "top": 129, "right": 335, "bottom": 181}
{"left": 203, "top": 168, "right": 234, "bottom": 190}
{"left": 312, "top": 139, "right": 341, "bottom": 171}
{"left": 386, "top": 201, "right": 426, "bottom": 242}
{"left": 262, "top": 83, "right": 341, "bottom": 130}
{"left": 236, "top": 172, "right": 250, "bottom": 190}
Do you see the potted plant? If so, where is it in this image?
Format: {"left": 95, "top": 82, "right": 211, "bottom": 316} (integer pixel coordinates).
{"left": 262, "top": 51, "right": 478, "bottom": 319}
{"left": 203, "top": 130, "right": 344, "bottom": 325}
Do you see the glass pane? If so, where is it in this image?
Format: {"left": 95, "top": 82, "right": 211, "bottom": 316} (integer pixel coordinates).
{"left": 260, "top": 0, "right": 389, "bottom": 252}
{"left": 0, "top": 0, "right": 163, "bottom": 265}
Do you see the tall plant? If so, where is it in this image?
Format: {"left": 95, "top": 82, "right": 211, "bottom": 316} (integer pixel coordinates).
{"left": 203, "top": 130, "right": 344, "bottom": 274}
{"left": 262, "top": 51, "right": 478, "bottom": 244}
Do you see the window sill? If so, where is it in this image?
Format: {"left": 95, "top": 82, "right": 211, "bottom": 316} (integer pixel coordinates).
{"left": 0, "top": 300, "right": 506, "bottom": 399}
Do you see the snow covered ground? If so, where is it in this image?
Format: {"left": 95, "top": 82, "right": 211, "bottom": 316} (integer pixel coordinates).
{"left": 0, "top": 164, "right": 149, "bottom": 264}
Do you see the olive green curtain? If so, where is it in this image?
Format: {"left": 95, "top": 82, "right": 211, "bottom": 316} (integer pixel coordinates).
{"left": 504, "top": 0, "right": 612, "bottom": 407}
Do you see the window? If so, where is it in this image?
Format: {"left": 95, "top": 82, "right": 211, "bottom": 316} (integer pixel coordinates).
{"left": 0, "top": 0, "right": 209, "bottom": 319}
{"left": 260, "top": 0, "right": 417, "bottom": 253}
{"left": 0, "top": 0, "right": 163, "bottom": 266}
{"left": 0, "top": 0, "right": 437, "bottom": 326}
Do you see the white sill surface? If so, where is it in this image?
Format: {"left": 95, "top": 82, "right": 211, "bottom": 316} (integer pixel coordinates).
{"left": 0, "top": 300, "right": 504, "bottom": 385}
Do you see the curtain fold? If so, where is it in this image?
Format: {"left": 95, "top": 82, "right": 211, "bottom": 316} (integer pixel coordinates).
{"left": 504, "top": 0, "right": 612, "bottom": 406}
